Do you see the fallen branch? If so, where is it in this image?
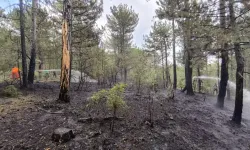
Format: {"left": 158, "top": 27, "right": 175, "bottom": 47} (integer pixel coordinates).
{"left": 35, "top": 106, "right": 64, "bottom": 114}
{"left": 78, "top": 116, "right": 124, "bottom": 123}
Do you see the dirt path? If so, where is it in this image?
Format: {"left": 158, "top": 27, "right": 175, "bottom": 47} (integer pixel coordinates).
{"left": 0, "top": 82, "right": 249, "bottom": 150}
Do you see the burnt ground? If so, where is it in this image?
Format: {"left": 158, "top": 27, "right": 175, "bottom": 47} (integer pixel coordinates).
{"left": 0, "top": 82, "right": 250, "bottom": 150}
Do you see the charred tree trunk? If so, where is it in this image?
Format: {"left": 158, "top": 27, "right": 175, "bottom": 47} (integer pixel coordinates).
{"left": 28, "top": 0, "right": 38, "bottom": 85}
{"left": 217, "top": 0, "right": 228, "bottom": 108}
{"left": 164, "top": 39, "right": 169, "bottom": 88}
{"left": 19, "top": 0, "right": 28, "bottom": 88}
{"left": 227, "top": 86, "right": 231, "bottom": 100}
{"left": 229, "top": 0, "right": 244, "bottom": 124}
{"left": 59, "top": 0, "right": 71, "bottom": 103}
{"left": 232, "top": 43, "right": 244, "bottom": 124}
{"left": 183, "top": 0, "right": 194, "bottom": 96}
{"left": 197, "top": 65, "right": 202, "bottom": 93}
{"left": 185, "top": 50, "right": 194, "bottom": 95}
{"left": 217, "top": 53, "right": 220, "bottom": 86}
{"left": 172, "top": 18, "right": 177, "bottom": 90}
{"left": 217, "top": 45, "right": 229, "bottom": 108}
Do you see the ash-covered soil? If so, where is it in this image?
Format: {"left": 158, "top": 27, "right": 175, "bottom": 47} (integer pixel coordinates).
{"left": 0, "top": 82, "right": 249, "bottom": 150}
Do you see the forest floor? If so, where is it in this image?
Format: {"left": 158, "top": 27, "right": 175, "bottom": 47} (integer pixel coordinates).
{"left": 0, "top": 82, "right": 250, "bottom": 150}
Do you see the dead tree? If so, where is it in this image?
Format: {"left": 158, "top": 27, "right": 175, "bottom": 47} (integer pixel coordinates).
{"left": 59, "top": 0, "right": 72, "bottom": 102}
{"left": 232, "top": 43, "right": 244, "bottom": 124}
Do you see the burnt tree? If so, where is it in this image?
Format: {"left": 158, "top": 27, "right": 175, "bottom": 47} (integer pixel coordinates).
{"left": 229, "top": 0, "right": 244, "bottom": 124}
{"left": 28, "top": 0, "right": 38, "bottom": 84}
{"left": 232, "top": 43, "right": 244, "bottom": 124}
{"left": 217, "top": 44, "right": 229, "bottom": 107}
{"left": 182, "top": 0, "right": 194, "bottom": 95}
{"left": 217, "top": 0, "right": 228, "bottom": 108}
{"left": 172, "top": 18, "right": 177, "bottom": 89}
{"left": 197, "top": 65, "right": 202, "bottom": 93}
{"left": 59, "top": 0, "right": 72, "bottom": 102}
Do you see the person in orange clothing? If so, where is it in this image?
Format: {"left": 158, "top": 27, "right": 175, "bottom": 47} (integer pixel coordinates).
{"left": 11, "top": 66, "right": 20, "bottom": 79}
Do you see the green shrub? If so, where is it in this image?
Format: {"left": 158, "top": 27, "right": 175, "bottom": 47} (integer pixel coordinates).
{"left": 1, "top": 85, "right": 20, "bottom": 97}
{"left": 88, "top": 83, "right": 127, "bottom": 132}
{"left": 90, "top": 89, "right": 108, "bottom": 105}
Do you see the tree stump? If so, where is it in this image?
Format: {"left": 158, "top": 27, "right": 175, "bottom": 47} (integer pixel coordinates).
{"left": 52, "top": 128, "right": 75, "bottom": 143}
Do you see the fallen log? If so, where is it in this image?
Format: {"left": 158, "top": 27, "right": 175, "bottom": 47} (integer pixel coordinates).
{"left": 78, "top": 116, "right": 124, "bottom": 123}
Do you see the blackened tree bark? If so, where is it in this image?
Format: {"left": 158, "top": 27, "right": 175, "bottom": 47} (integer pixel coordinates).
{"left": 183, "top": 0, "right": 194, "bottom": 95}
{"left": 19, "top": 0, "right": 28, "bottom": 88}
{"left": 59, "top": 0, "right": 72, "bottom": 103}
{"left": 229, "top": 0, "right": 244, "bottom": 124}
{"left": 217, "top": 0, "right": 228, "bottom": 108}
{"left": 28, "top": 0, "right": 38, "bottom": 85}
{"left": 172, "top": 18, "right": 177, "bottom": 89}
{"left": 185, "top": 50, "right": 194, "bottom": 95}
{"left": 232, "top": 43, "right": 244, "bottom": 124}
{"left": 197, "top": 65, "right": 202, "bottom": 93}
{"left": 227, "top": 86, "right": 231, "bottom": 100}
{"left": 217, "top": 45, "right": 229, "bottom": 108}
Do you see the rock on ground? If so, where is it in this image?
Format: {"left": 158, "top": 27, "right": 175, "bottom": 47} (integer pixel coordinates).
{"left": 52, "top": 128, "right": 75, "bottom": 143}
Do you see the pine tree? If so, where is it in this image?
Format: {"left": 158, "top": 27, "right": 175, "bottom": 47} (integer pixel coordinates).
{"left": 19, "top": 0, "right": 28, "bottom": 88}
{"left": 106, "top": 4, "right": 139, "bottom": 83}
{"left": 58, "top": 0, "right": 72, "bottom": 102}
{"left": 28, "top": 0, "right": 38, "bottom": 85}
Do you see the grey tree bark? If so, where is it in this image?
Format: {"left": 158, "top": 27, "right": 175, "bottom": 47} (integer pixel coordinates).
{"left": 28, "top": 0, "right": 38, "bottom": 85}
{"left": 19, "top": 0, "right": 28, "bottom": 88}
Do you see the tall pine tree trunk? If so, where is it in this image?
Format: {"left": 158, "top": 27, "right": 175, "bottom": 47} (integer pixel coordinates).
{"left": 59, "top": 0, "right": 71, "bottom": 102}
{"left": 197, "top": 65, "right": 202, "bottom": 93}
{"left": 217, "top": 53, "right": 220, "bottom": 86}
{"left": 183, "top": 0, "right": 194, "bottom": 95}
{"left": 69, "top": 9, "right": 73, "bottom": 85}
{"left": 28, "top": 0, "right": 37, "bottom": 85}
{"left": 19, "top": 0, "right": 28, "bottom": 88}
{"left": 164, "top": 39, "right": 169, "bottom": 88}
{"left": 232, "top": 43, "right": 244, "bottom": 124}
{"left": 217, "top": 0, "right": 228, "bottom": 108}
{"left": 172, "top": 18, "right": 177, "bottom": 89}
{"left": 229, "top": 0, "right": 244, "bottom": 124}
{"left": 185, "top": 50, "right": 194, "bottom": 95}
{"left": 161, "top": 45, "right": 165, "bottom": 88}
{"left": 217, "top": 45, "right": 229, "bottom": 108}
{"left": 228, "top": 49, "right": 234, "bottom": 100}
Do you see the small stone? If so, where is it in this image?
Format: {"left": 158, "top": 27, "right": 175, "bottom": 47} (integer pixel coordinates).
{"left": 52, "top": 127, "right": 75, "bottom": 143}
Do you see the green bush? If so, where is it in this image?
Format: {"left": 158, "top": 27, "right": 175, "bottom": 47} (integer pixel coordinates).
{"left": 1, "top": 85, "right": 20, "bottom": 97}
{"left": 89, "top": 83, "right": 127, "bottom": 111}
{"left": 106, "top": 83, "right": 127, "bottom": 111}
{"left": 88, "top": 83, "right": 127, "bottom": 132}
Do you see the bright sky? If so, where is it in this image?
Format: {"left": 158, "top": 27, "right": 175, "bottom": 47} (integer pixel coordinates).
{"left": 0, "top": 0, "right": 158, "bottom": 47}
{"left": 96, "top": 0, "right": 158, "bottom": 47}
{"left": 0, "top": 0, "right": 19, "bottom": 12}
